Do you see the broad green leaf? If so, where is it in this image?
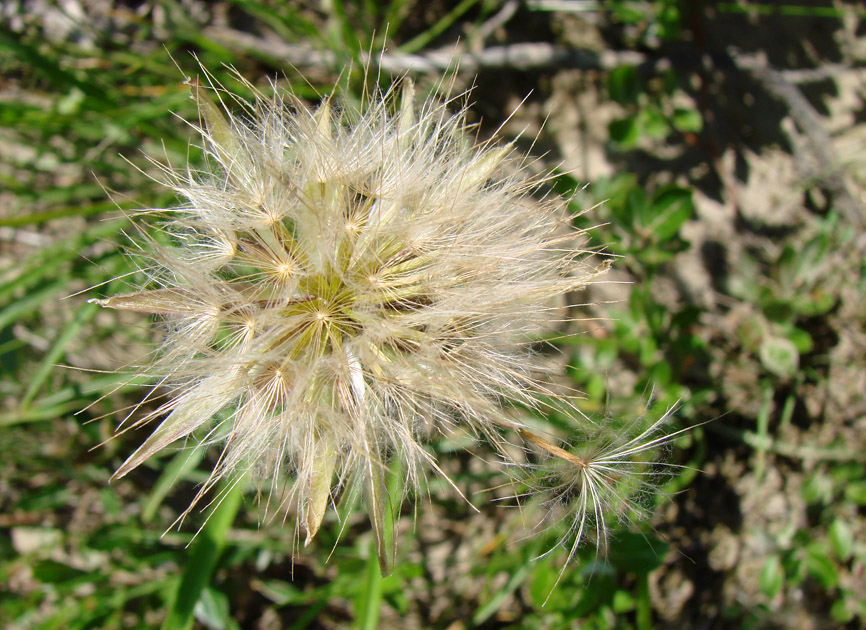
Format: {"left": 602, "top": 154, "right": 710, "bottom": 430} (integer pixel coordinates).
{"left": 194, "top": 587, "right": 240, "bottom": 630}
{"left": 608, "top": 65, "right": 640, "bottom": 105}
{"left": 251, "top": 579, "right": 306, "bottom": 606}
{"left": 829, "top": 519, "right": 852, "bottom": 561}
{"left": 608, "top": 116, "right": 640, "bottom": 148}
{"left": 759, "top": 336, "right": 799, "bottom": 379}
{"left": 844, "top": 481, "right": 866, "bottom": 505}
{"left": 612, "top": 589, "right": 636, "bottom": 613}
{"left": 624, "top": 186, "right": 649, "bottom": 227}
{"left": 610, "top": 5, "right": 646, "bottom": 23}
{"left": 672, "top": 107, "right": 702, "bottom": 133}
{"left": 640, "top": 105, "right": 668, "bottom": 139}
{"left": 608, "top": 532, "right": 668, "bottom": 574}
{"left": 804, "top": 547, "right": 838, "bottom": 588}
{"left": 801, "top": 472, "right": 832, "bottom": 505}
{"left": 831, "top": 598, "right": 855, "bottom": 624}
{"left": 759, "top": 555, "right": 783, "bottom": 597}
{"left": 792, "top": 291, "right": 835, "bottom": 317}
{"left": 647, "top": 185, "right": 693, "bottom": 241}
{"left": 762, "top": 298, "right": 793, "bottom": 323}
{"left": 784, "top": 326, "right": 814, "bottom": 354}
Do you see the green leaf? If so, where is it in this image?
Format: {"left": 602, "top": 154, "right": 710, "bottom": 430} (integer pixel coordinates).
{"left": 648, "top": 359, "right": 672, "bottom": 386}
{"left": 252, "top": 579, "right": 306, "bottom": 606}
{"left": 831, "top": 598, "right": 854, "bottom": 624}
{"left": 608, "top": 116, "right": 641, "bottom": 148}
{"left": 647, "top": 185, "right": 693, "bottom": 241}
{"left": 759, "top": 336, "right": 799, "bottom": 379}
{"left": 829, "top": 519, "right": 852, "bottom": 561}
{"left": 472, "top": 559, "right": 533, "bottom": 625}
{"left": 32, "top": 559, "right": 87, "bottom": 584}
{"left": 610, "top": 5, "right": 646, "bottom": 24}
{"left": 801, "top": 472, "right": 832, "bottom": 505}
{"left": 671, "top": 107, "right": 702, "bottom": 133}
{"left": 572, "top": 570, "right": 617, "bottom": 618}
{"left": 0, "top": 277, "right": 71, "bottom": 331}
{"left": 141, "top": 447, "right": 206, "bottom": 523}
{"left": 759, "top": 555, "right": 783, "bottom": 597}
{"left": 20, "top": 301, "right": 99, "bottom": 408}
{"left": 194, "top": 587, "right": 240, "bottom": 630}
{"left": 762, "top": 298, "right": 793, "bottom": 323}
{"left": 792, "top": 291, "right": 835, "bottom": 317}
{"left": 639, "top": 105, "right": 668, "bottom": 139}
{"left": 608, "top": 532, "right": 668, "bottom": 574}
{"left": 594, "top": 173, "right": 638, "bottom": 211}
{"left": 161, "top": 482, "right": 242, "bottom": 630}
{"left": 844, "top": 481, "right": 866, "bottom": 505}
{"left": 612, "top": 589, "right": 635, "bottom": 613}
{"left": 396, "top": 0, "right": 481, "bottom": 55}
{"left": 354, "top": 541, "right": 384, "bottom": 630}
{"left": 528, "top": 556, "right": 563, "bottom": 609}
{"left": 608, "top": 65, "right": 640, "bottom": 105}
{"left": 227, "top": 0, "right": 320, "bottom": 42}
{"left": 636, "top": 571, "right": 651, "bottom": 630}
{"left": 655, "top": 3, "right": 682, "bottom": 41}
{"left": 0, "top": 27, "right": 107, "bottom": 104}
{"left": 804, "top": 547, "right": 838, "bottom": 588}
{"left": 830, "top": 463, "right": 866, "bottom": 484}
{"left": 784, "top": 326, "right": 814, "bottom": 353}
{"left": 638, "top": 244, "right": 678, "bottom": 265}
{"left": 624, "top": 186, "right": 649, "bottom": 228}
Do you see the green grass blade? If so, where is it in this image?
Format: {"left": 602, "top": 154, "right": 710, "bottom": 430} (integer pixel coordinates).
{"left": 142, "top": 447, "right": 206, "bottom": 523}
{"left": 161, "top": 481, "right": 243, "bottom": 630}
{"left": 0, "top": 371, "right": 150, "bottom": 426}
{"left": 0, "top": 201, "right": 122, "bottom": 228}
{"left": 227, "top": 0, "right": 320, "bottom": 42}
{"left": 0, "top": 219, "right": 127, "bottom": 302}
{"left": 355, "top": 541, "right": 383, "bottom": 630}
{"left": 322, "top": 0, "right": 361, "bottom": 59}
{"left": 397, "top": 0, "right": 480, "bottom": 54}
{"left": 635, "top": 570, "right": 651, "bottom": 630}
{"left": 0, "top": 278, "right": 71, "bottom": 331}
{"left": 0, "top": 401, "right": 82, "bottom": 426}
{"left": 380, "top": 0, "right": 413, "bottom": 46}
{"left": 471, "top": 559, "right": 532, "bottom": 626}
{"left": 0, "top": 26, "right": 106, "bottom": 103}
{"left": 20, "top": 301, "right": 100, "bottom": 408}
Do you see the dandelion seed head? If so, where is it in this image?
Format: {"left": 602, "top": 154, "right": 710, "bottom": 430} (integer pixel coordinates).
{"left": 93, "top": 67, "right": 624, "bottom": 569}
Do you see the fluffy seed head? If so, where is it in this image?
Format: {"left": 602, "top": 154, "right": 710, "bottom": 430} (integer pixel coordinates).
{"left": 93, "top": 69, "right": 618, "bottom": 568}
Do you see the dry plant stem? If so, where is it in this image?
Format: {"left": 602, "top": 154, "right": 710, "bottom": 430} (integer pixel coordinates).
{"left": 200, "top": 28, "right": 856, "bottom": 84}
{"left": 201, "top": 27, "right": 646, "bottom": 74}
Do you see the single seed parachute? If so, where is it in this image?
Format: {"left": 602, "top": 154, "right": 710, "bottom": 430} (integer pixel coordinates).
{"left": 92, "top": 68, "right": 673, "bottom": 573}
